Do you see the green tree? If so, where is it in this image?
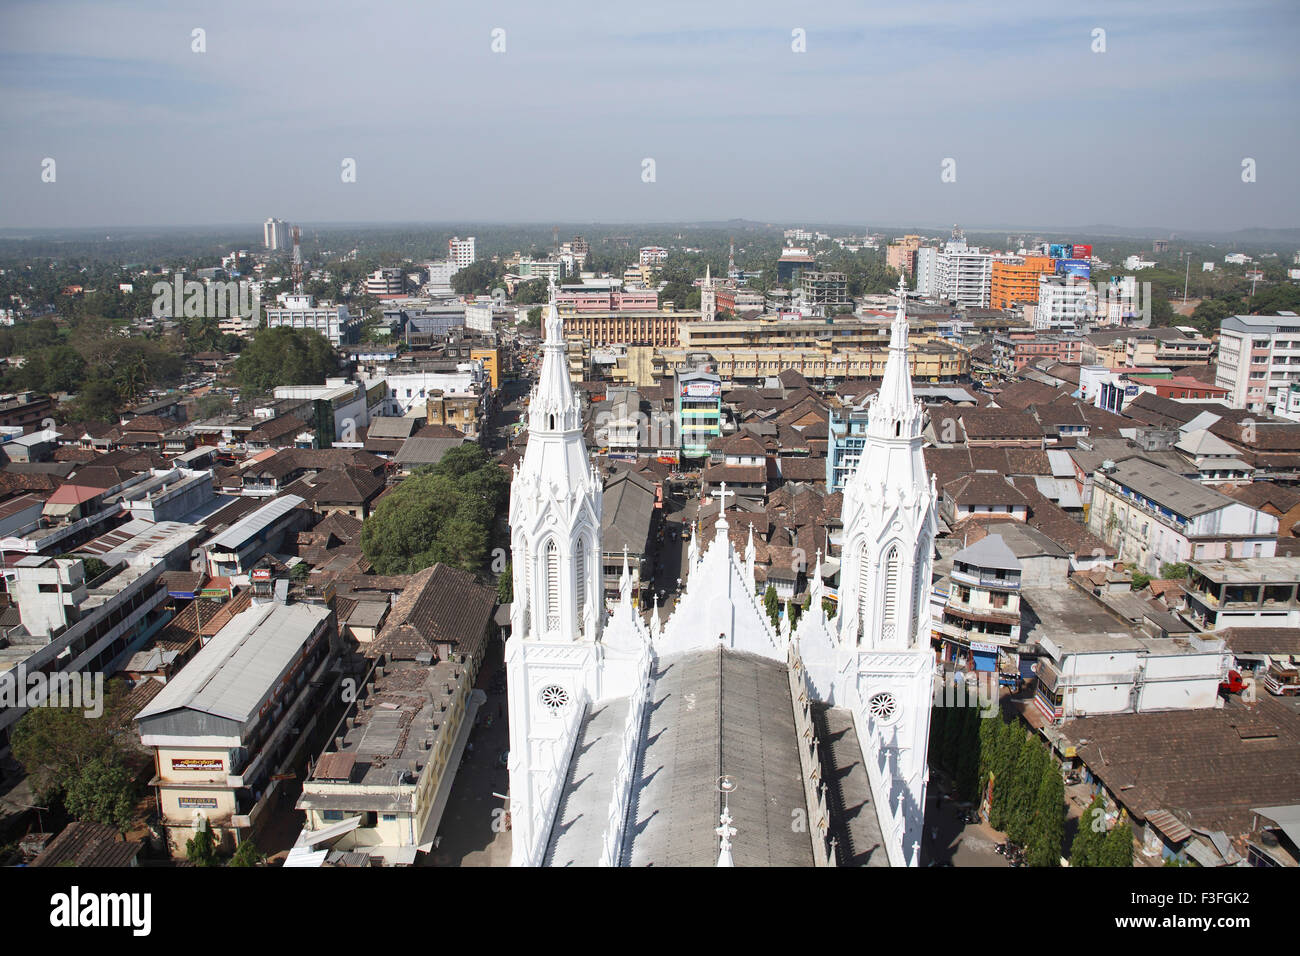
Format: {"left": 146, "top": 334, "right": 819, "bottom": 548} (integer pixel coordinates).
{"left": 451, "top": 260, "right": 505, "bottom": 296}
{"left": 63, "top": 758, "right": 137, "bottom": 834}
{"left": 1101, "top": 817, "right": 1134, "bottom": 867}
{"left": 1027, "top": 764, "right": 1065, "bottom": 867}
{"left": 186, "top": 824, "right": 217, "bottom": 867}
{"left": 1070, "top": 795, "right": 1107, "bottom": 867}
{"left": 763, "top": 585, "right": 780, "bottom": 628}
{"left": 1159, "top": 562, "right": 1189, "bottom": 579}
{"left": 1130, "top": 571, "right": 1152, "bottom": 591}
{"left": 497, "top": 560, "right": 514, "bottom": 604}
{"left": 10, "top": 681, "right": 134, "bottom": 802}
{"left": 233, "top": 325, "right": 338, "bottom": 397}
{"left": 361, "top": 445, "right": 508, "bottom": 575}
{"left": 513, "top": 279, "right": 549, "bottom": 305}
{"left": 228, "top": 839, "right": 264, "bottom": 867}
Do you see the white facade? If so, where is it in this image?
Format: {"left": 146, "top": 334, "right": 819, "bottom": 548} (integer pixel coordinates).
{"left": 506, "top": 278, "right": 938, "bottom": 867}
{"left": 937, "top": 238, "right": 992, "bottom": 308}
{"left": 263, "top": 218, "right": 289, "bottom": 251}
{"left": 449, "top": 237, "right": 476, "bottom": 269}
{"left": 1215, "top": 312, "right": 1300, "bottom": 413}
{"left": 1035, "top": 274, "right": 1094, "bottom": 332}
{"left": 262, "top": 297, "right": 356, "bottom": 347}
{"left": 378, "top": 366, "right": 485, "bottom": 416}
{"left": 914, "top": 246, "right": 939, "bottom": 297}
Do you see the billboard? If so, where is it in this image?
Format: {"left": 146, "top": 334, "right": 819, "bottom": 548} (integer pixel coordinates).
{"left": 1049, "top": 243, "right": 1070, "bottom": 259}
{"left": 1055, "top": 259, "right": 1091, "bottom": 279}
{"left": 1071, "top": 243, "right": 1092, "bottom": 260}
{"left": 682, "top": 381, "right": 721, "bottom": 398}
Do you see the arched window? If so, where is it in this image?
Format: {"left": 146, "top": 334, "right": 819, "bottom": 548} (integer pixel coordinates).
{"left": 910, "top": 538, "right": 929, "bottom": 646}
{"left": 521, "top": 549, "right": 531, "bottom": 632}
{"left": 856, "top": 541, "right": 871, "bottom": 642}
{"left": 545, "top": 539, "right": 560, "bottom": 633}
{"left": 881, "top": 544, "right": 900, "bottom": 643}
{"left": 549, "top": 414, "right": 556, "bottom": 430}
{"left": 575, "top": 537, "right": 587, "bottom": 637}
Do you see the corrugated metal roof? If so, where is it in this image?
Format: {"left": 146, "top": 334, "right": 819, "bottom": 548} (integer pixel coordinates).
{"left": 209, "top": 494, "right": 304, "bottom": 549}
{"left": 136, "top": 601, "right": 329, "bottom": 724}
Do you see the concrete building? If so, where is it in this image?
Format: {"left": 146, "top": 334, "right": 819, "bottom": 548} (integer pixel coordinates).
{"left": 448, "top": 236, "right": 476, "bottom": 269}
{"left": 936, "top": 534, "right": 1023, "bottom": 671}
{"left": 798, "top": 271, "right": 850, "bottom": 316}
{"left": 1035, "top": 274, "right": 1093, "bottom": 332}
{"left": 674, "top": 367, "right": 722, "bottom": 460}
{"left": 136, "top": 600, "right": 339, "bottom": 855}
{"left": 202, "top": 494, "right": 310, "bottom": 578}
{"left": 937, "top": 233, "right": 993, "bottom": 308}
{"left": 1216, "top": 312, "right": 1300, "bottom": 413}
{"left": 365, "top": 268, "right": 405, "bottom": 297}
{"left": 1087, "top": 459, "right": 1278, "bottom": 573}
{"left": 263, "top": 218, "right": 290, "bottom": 251}
{"left": 262, "top": 294, "right": 358, "bottom": 348}
{"left": 1181, "top": 557, "right": 1300, "bottom": 632}
{"left": 989, "top": 256, "right": 1055, "bottom": 309}
{"left": 272, "top": 380, "right": 370, "bottom": 445}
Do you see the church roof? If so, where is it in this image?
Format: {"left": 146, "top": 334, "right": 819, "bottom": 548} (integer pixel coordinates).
{"left": 621, "top": 647, "right": 816, "bottom": 867}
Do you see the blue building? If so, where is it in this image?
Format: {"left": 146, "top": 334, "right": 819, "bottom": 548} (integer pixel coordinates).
{"left": 826, "top": 405, "right": 870, "bottom": 492}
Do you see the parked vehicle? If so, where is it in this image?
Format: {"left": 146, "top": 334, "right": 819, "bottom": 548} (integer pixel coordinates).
{"left": 1219, "top": 669, "right": 1247, "bottom": 696}
{"left": 1264, "top": 662, "right": 1300, "bottom": 696}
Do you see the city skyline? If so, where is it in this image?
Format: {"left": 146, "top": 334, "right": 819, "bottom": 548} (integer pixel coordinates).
{"left": 1, "top": 0, "right": 1298, "bottom": 232}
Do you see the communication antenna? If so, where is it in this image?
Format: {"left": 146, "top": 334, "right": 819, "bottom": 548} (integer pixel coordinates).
{"left": 291, "top": 225, "right": 304, "bottom": 294}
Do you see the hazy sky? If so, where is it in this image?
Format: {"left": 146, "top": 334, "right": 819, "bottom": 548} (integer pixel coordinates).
{"left": 1, "top": 0, "right": 1297, "bottom": 232}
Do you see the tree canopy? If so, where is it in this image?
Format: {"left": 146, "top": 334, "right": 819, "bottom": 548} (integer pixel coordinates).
{"left": 233, "top": 325, "right": 337, "bottom": 397}
{"left": 361, "top": 444, "right": 508, "bottom": 575}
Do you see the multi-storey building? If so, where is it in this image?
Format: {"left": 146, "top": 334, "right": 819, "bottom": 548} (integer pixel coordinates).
{"left": 638, "top": 246, "right": 668, "bottom": 266}
{"left": 663, "top": 342, "right": 969, "bottom": 387}
{"left": 1215, "top": 312, "right": 1300, "bottom": 413}
{"left": 1087, "top": 458, "right": 1278, "bottom": 573}
{"left": 263, "top": 217, "right": 290, "bottom": 251}
{"left": 1181, "top": 557, "right": 1300, "bottom": 632}
{"left": 674, "top": 368, "right": 722, "bottom": 460}
{"left": 798, "top": 271, "right": 850, "bottom": 316}
{"left": 914, "top": 246, "right": 939, "bottom": 296}
{"left": 992, "top": 332, "right": 1084, "bottom": 371}
{"left": 989, "top": 256, "right": 1056, "bottom": 309}
{"left": 556, "top": 285, "right": 658, "bottom": 313}
{"left": 365, "top": 268, "right": 405, "bottom": 297}
{"left": 137, "top": 599, "right": 339, "bottom": 855}
{"left": 887, "top": 235, "right": 922, "bottom": 276}
{"left": 937, "top": 535, "right": 1023, "bottom": 670}
{"left": 448, "top": 236, "right": 476, "bottom": 269}
{"left": 937, "top": 234, "right": 993, "bottom": 308}
{"left": 262, "top": 294, "right": 358, "bottom": 347}
{"left": 561, "top": 310, "right": 693, "bottom": 348}
{"left": 1034, "top": 274, "right": 1094, "bottom": 332}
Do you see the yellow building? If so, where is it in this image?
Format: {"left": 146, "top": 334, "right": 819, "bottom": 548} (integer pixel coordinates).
{"left": 470, "top": 348, "right": 501, "bottom": 389}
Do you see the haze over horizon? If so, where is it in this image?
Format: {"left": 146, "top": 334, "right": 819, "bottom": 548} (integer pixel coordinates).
{"left": 2, "top": 0, "right": 1297, "bottom": 233}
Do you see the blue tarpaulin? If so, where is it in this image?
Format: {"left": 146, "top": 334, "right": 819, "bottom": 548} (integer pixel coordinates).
{"left": 972, "top": 650, "right": 997, "bottom": 672}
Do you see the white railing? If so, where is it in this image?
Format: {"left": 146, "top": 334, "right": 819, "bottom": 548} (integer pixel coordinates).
{"left": 524, "top": 689, "right": 590, "bottom": 867}
{"left": 787, "top": 645, "right": 837, "bottom": 866}
{"left": 597, "top": 651, "right": 652, "bottom": 867}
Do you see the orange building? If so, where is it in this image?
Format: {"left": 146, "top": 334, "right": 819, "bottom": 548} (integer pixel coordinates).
{"left": 990, "top": 256, "right": 1056, "bottom": 309}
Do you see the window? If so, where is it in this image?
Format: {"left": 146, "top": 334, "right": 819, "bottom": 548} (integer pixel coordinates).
{"left": 882, "top": 545, "right": 900, "bottom": 643}
{"left": 545, "top": 539, "right": 560, "bottom": 632}
{"left": 575, "top": 538, "right": 587, "bottom": 636}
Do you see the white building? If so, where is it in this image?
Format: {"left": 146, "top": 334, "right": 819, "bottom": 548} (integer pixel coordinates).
{"left": 1215, "top": 312, "right": 1300, "bottom": 413}
{"left": 263, "top": 218, "right": 290, "bottom": 251}
{"left": 506, "top": 277, "right": 936, "bottom": 868}
{"left": 1035, "top": 274, "right": 1094, "bottom": 332}
{"left": 1124, "top": 255, "right": 1156, "bottom": 270}
{"left": 365, "top": 268, "right": 404, "bottom": 297}
{"left": 1087, "top": 458, "right": 1278, "bottom": 573}
{"left": 377, "top": 365, "right": 486, "bottom": 417}
{"left": 262, "top": 294, "right": 357, "bottom": 348}
{"left": 465, "top": 303, "right": 494, "bottom": 334}
{"left": 914, "top": 246, "right": 939, "bottom": 297}
{"left": 1224, "top": 253, "right": 1252, "bottom": 266}
{"left": 937, "top": 236, "right": 992, "bottom": 308}
{"left": 449, "top": 237, "right": 476, "bottom": 269}
{"left": 638, "top": 246, "right": 668, "bottom": 266}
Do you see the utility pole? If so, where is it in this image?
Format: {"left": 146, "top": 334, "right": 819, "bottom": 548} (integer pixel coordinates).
{"left": 1183, "top": 251, "right": 1190, "bottom": 307}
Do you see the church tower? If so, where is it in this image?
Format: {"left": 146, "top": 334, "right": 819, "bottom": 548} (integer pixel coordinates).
{"left": 832, "top": 275, "right": 938, "bottom": 866}
{"left": 505, "top": 280, "right": 608, "bottom": 865}
{"left": 700, "top": 264, "right": 717, "bottom": 322}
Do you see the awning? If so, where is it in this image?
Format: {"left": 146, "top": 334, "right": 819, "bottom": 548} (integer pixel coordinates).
{"left": 1252, "top": 805, "right": 1300, "bottom": 849}
{"left": 972, "top": 650, "right": 997, "bottom": 672}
